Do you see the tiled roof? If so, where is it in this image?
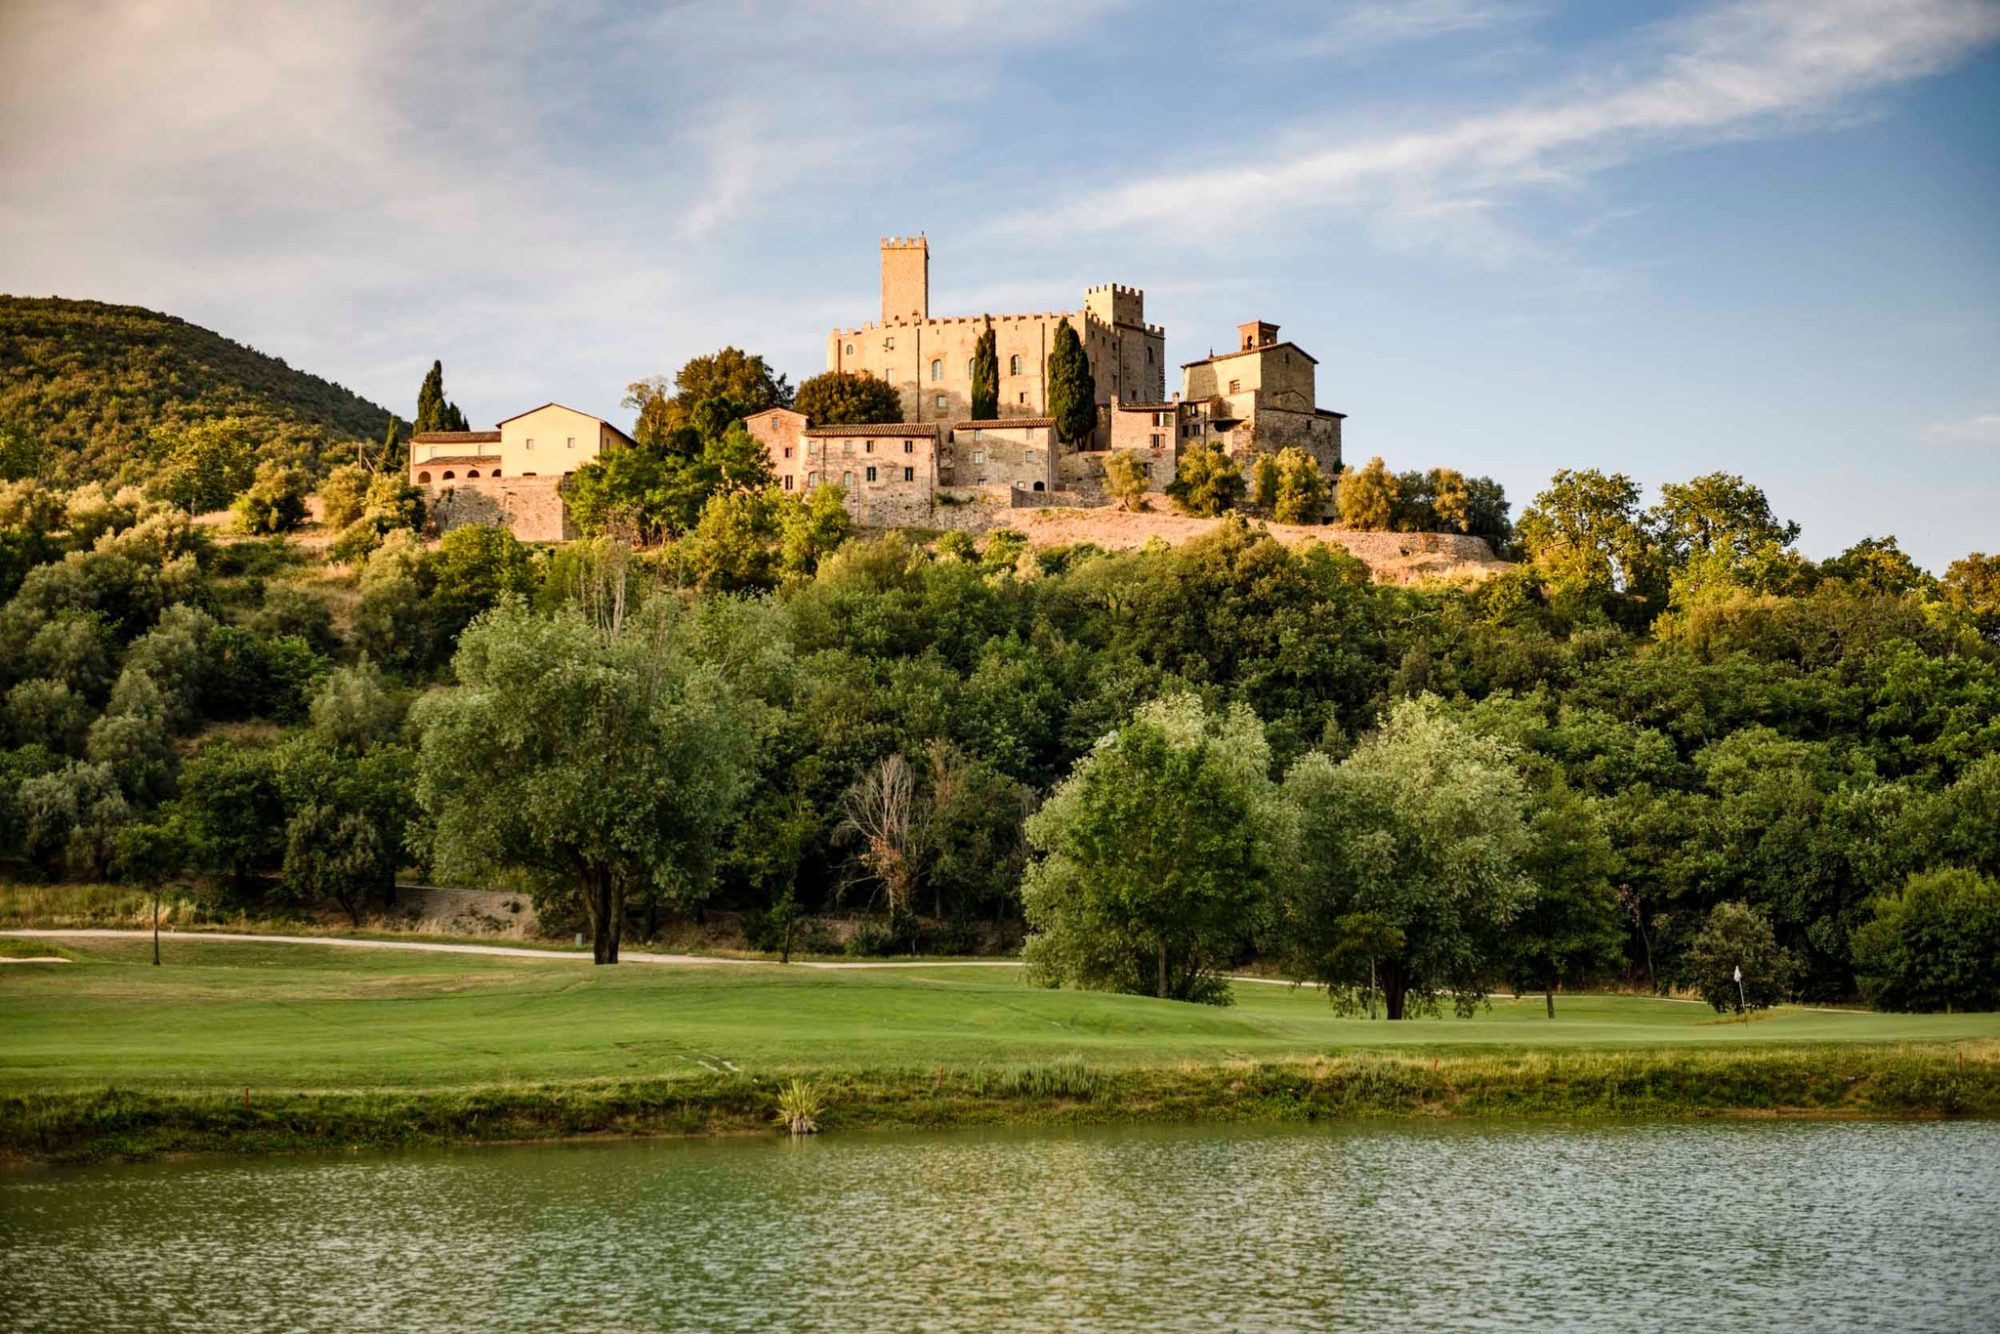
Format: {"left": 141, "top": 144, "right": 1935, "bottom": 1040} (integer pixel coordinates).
{"left": 492, "top": 403, "right": 638, "bottom": 447}
{"left": 953, "top": 418, "right": 1056, "bottom": 430}
{"left": 411, "top": 455, "right": 502, "bottom": 467}
{"left": 411, "top": 431, "right": 501, "bottom": 444}
{"left": 804, "top": 423, "right": 940, "bottom": 438}
{"left": 1179, "top": 341, "right": 1319, "bottom": 368}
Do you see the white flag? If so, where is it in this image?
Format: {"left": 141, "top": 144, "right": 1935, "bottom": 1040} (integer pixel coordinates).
{"left": 1733, "top": 965, "right": 1742, "bottom": 983}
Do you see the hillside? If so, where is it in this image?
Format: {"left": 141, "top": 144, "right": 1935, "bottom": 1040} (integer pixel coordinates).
{"left": 0, "top": 295, "right": 396, "bottom": 486}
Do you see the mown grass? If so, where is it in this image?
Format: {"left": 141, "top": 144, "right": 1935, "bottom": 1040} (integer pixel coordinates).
{"left": 2, "top": 936, "right": 1997, "bottom": 1161}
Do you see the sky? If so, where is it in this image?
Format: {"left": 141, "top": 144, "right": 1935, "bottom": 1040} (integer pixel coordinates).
{"left": 2, "top": 0, "right": 1996, "bottom": 569}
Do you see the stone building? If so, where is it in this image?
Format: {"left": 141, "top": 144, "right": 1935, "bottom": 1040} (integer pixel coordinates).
{"left": 409, "top": 402, "right": 636, "bottom": 542}
{"left": 1180, "top": 321, "right": 1344, "bottom": 477}
{"left": 826, "top": 236, "right": 1166, "bottom": 438}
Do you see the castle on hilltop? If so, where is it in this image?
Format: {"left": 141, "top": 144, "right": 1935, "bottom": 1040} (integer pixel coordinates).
{"left": 411, "top": 236, "right": 1349, "bottom": 539}
{"left": 742, "top": 236, "right": 1347, "bottom": 528}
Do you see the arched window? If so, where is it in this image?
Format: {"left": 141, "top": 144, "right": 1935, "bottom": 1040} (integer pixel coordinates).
{"left": 1032, "top": 481, "right": 1045, "bottom": 492}
{"left": 490, "top": 468, "right": 501, "bottom": 477}
{"left": 1009, "top": 354, "right": 1022, "bottom": 375}
{"left": 467, "top": 470, "right": 480, "bottom": 478}
{"left": 844, "top": 343, "right": 854, "bottom": 356}
{"left": 417, "top": 471, "right": 431, "bottom": 484}
{"left": 966, "top": 359, "right": 974, "bottom": 378}
{"left": 930, "top": 359, "right": 943, "bottom": 381}
{"left": 441, "top": 470, "right": 455, "bottom": 480}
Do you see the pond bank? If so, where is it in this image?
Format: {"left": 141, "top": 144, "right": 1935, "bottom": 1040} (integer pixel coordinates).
{"left": 6, "top": 1043, "right": 1994, "bottom": 1164}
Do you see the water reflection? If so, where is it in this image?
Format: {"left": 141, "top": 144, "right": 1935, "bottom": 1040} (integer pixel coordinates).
{"left": 2, "top": 1120, "right": 1995, "bottom": 1331}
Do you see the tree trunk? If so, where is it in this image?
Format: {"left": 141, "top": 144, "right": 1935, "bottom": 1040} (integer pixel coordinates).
{"left": 590, "top": 867, "right": 615, "bottom": 965}
{"left": 1157, "top": 940, "right": 1168, "bottom": 1000}
{"left": 152, "top": 887, "right": 161, "bottom": 967}
{"left": 607, "top": 876, "right": 624, "bottom": 964}
{"left": 781, "top": 914, "right": 795, "bottom": 966}
{"left": 1383, "top": 961, "right": 1408, "bottom": 1020}
{"left": 1545, "top": 987, "right": 1555, "bottom": 1019}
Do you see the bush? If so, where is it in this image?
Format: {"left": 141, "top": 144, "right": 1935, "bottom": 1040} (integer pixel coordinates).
{"left": 1853, "top": 868, "right": 2000, "bottom": 1013}
{"left": 1688, "top": 901, "right": 1796, "bottom": 1012}
{"left": 230, "top": 460, "right": 309, "bottom": 535}
{"left": 1166, "top": 444, "right": 1244, "bottom": 517}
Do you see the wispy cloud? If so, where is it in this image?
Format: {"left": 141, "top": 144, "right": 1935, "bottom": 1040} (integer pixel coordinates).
{"left": 1267, "top": 0, "right": 1541, "bottom": 62}
{"left": 1000, "top": 0, "right": 2000, "bottom": 254}
{"left": 1922, "top": 413, "right": 2000, "bottom": 448}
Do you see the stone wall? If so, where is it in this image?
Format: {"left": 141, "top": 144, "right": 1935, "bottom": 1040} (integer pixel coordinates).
{"left": 431, "top": 475, "right": 573, "bottom": 542}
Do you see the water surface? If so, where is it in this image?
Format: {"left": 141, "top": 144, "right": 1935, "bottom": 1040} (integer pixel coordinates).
{"left": 3, "top": 1120, "right": 1996, "bottom": 1331}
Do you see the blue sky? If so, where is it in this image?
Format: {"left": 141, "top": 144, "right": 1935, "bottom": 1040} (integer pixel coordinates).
{"left": 3, "top": 0, "right": 1996, "bottom": 568}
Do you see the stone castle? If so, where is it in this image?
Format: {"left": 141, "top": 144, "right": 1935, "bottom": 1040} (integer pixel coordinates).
{"left": 408, "top": 235, "right": 1346, "bottom": 537}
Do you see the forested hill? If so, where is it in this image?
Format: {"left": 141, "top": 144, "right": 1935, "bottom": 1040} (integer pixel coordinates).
{"left": 0, "top": 295, "right": 395, "bottom": 486}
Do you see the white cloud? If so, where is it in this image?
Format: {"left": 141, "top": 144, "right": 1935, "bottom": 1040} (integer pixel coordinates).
{"left": 1269, "top": 0, "right": 1541, "bottom": 61}
{"left": 999, "top": 0, "right": 2000, "bottom": 251}
{"left": 1922, "top": 413, "right": 2000, "bottom": 448}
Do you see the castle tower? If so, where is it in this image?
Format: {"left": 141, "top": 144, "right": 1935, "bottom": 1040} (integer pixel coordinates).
{"left": 881, "top": 235, "right": 929, "bottom": 324}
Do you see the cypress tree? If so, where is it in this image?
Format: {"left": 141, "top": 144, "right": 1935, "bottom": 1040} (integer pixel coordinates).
{"left": 380, "top": 414, "right": 406, "bottom": 473}
{"left": 971, "top": 317, "right": 998, "bottom": 420}
{"left": 1045, "top": 318, "right": 1097, "bottom": 446}
{"left": 415, "top": 361, "right": 447, "bottom": 434}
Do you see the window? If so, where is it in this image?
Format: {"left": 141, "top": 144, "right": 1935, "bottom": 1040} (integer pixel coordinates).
{"left": 1017, "top": 392, "right": 1028, "bottom": 404}
{"left": 844, "top": 343, "right": 854, "bottom": 355}
{"left": 442, "top": 470, "right": 455, "bottom": 480}
{"left": 972, "top": 450, "right": 986, "bottom": 464}
{"left": 467, "top": 469, "right": 480, "bottom": 478}
{"left": 1149, "top": 434, "right": 1161, "bottom": 448}
{"left": 930, "top": 359, "right": 943, "bottom": 381}
{"left": 902, "top": 466, "right": 914, "bottom": 482}
{"left": 1032, "top": 481, "right": 1045, "bottom": 492}
{"left": 491, "top": 468, "right": 501, "bottom": 477}
{"left": 934, "top": 394, "right": 947, "bottom": 410}
{"left": 1146, "top": 346, "right": 1154, "bottom": 364}
{"left": 972, "top": 429, "right": 983, "bottom": 441}
{"left": 523, "top": 472, "right": 537, "bottom": 477}
{"left": 1228, "top": 379, "right": 1241, "bottom": 394}
{"left": 885, "top": 336, "right": 896, "bottom": 350}
{"left": 842, "top": 471, "right": 854, "bottom": 487}
{"left": 864, "top": 440, "right": 874, "bottom": 453}
{"left": 784, "top": 475, "right": 795, "bottom": 491}
{"left": 525, "top": 439, "right": 534, "bottom": 450}
{"left": 966, "top": 359, "right": 974, "bottom": 379}
{"left": 566, "top": 437, "right": 575, "bottom": 449}
{"left": 903, "top": 440, "right": 914, "bottom": 454}
{"left": 843, "top": 440, "right": 854, "bottom": 455}
{"left": 1009, "top": 354, "right": 1022, "bottom": 375}
{"left": 417, "top": 471, "right": 431, "bottom": 483}
{"left": 1141, "top": 462, "right": 1153, "bottom": 477}
{"left": 1025, "top": 449, "right": 1037, "bottom": 463}
{"left": 784, "top": 446, "right": 794, "bottom": 459}
{"left": 866, "top": 465, "right": 877, "bottom": 481}
{"left": 1155, "top": 412, "right": 1171, "bottom": 427}
{"left": 808, "top": 471, "right": 818, "bottom": 486}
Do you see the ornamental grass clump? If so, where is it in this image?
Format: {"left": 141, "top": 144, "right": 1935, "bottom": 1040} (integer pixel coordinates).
{"left": 775, "top": 1079, "right": 824, "bottom": 1135}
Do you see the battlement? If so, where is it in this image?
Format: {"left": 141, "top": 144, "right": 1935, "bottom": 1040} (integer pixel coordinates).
{"left": 1085, "top": 283, "right": 1144, "bottom": 298}
{"left": 881, "top": 235, "right": 928, "bottom": 250}
{"left": 1084, "top": 282, "right": 1146, "bottom": 328}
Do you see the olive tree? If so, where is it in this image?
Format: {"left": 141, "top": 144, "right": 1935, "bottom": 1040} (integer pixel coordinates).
{"left": 1021, "top": 693, "right": 1285, "bottom": 1004}
{"left": 1278, "top": 696, "right": 1532, "bottom": 1019}
{"left": 413, "top": 599, "right": 761, "bottom": 963}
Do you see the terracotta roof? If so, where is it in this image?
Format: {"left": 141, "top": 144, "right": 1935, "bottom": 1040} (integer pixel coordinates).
{"left": 1315, "top": 408, "right": 1349, "bottom": 419}
{"left": 804, "top": 423, "right": 940, "bottom": 438}
{"left": 411, "top": 431, "right": 501, "bottom": 444}
{"left": 742, "top": 406, "right": 806, "bottom": 421}
{"left": 953, "top": 417, "right": 1056, "bottom": 430}
{"left": 1179, "top": 341, "right": 1320, "bottom": 369}
{"left": 411, "top": 455, "right": 502, "bottom": 467}
{"left": 1111, "top": 401, "right": 1179, "bottom": 412}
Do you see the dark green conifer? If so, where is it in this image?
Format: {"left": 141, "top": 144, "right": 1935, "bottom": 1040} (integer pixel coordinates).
{"left": 1045, "top": 318, "right": 1096, "bottom": 445}
{"left": 971, "top": 318, "right": 998, "bottom": 421}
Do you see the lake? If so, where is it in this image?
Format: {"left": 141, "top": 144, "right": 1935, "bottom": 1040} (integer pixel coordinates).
{"left": 3, "top": 1119, "right": 1996, "bottom": 1331}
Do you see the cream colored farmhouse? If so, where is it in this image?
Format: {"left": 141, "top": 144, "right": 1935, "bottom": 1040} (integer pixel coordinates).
{"left": 409, "top": 402, "right": 635, "bottom": 541}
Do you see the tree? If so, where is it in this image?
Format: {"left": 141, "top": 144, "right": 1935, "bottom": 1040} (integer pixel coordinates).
{"left": 278, "top": 733, "right": 412, "bottom": 926}
{"left": 1045, "top": 318, "right": 1097, "bottom": 446}
{"left": 1852, "top": 868, "right": 2000, "bottom": 1013}
{"left": 834, "top": 752, "right": 920, "bottom": 919}
{"left": 1648, "top": 472, "right": 1805, "bottom": 609}
{"left": 413, "top": 600, "right": 761, "bottom": 963}
{"left": 1336, "top": 456, "right": 1398, "bottom": 530}
{"left": 317, "top": 463, "right": 370, "bottom": 530}
{"left": 1515, "top": 468, "right": 1662, "bottom": 621}
{"left": 970, "top": 318, "right": 998, "bottom": 420}
{"left": 414, "top": 360, "right": 468, "bottom": 435}
{"left": 635, "top": 348, "right": 793, "bottom": 440}
{"left": 1503, "top": 782, "right": 1625, "bottom": 1016}
{"left": 1102, "top": 451, "right": 1151, "bottom": 511}
{"left": 230, "top": 460, "right": 310, "bottom": 535}
{"left": 776, "top": 484, "right": 852, "bottom": 580}
{"left": 792, "top": 371, "right": 904, "bottom": 426}
{"left": 113, "top": 819, "right": 191, "bottom": 965}
{"left": 1021, "top": 694, "right": 1283, "bottom": 1004}
{"left": 1821, "top": 535, "right": 1932, "bottom": 598}
{"left": 428, "top": 524, "right": 537, "bottom": 642}
{"left": 1251, "top": 453, "right": 1279, "bottom": 510}
{"left": 1941, "top": 552, "right": 2000, "bottom": 643}
{"left": 1278, "top": 696, "right": 1532, "bottom": 1019}
{"left": 149, "top": 417, "right": 259, "bottom": 513}
{"left": 1428, "top": 467, "right": 1471, "bottom": 533}
{"left": 1272, "top": 448, "right": 1330, "bottom": 525}
{"left": 1687, "top": 901, "right": 1796, "bottom": 1013}
{"left": 1167, "top": 444, "right": 1244, "bottom": 517}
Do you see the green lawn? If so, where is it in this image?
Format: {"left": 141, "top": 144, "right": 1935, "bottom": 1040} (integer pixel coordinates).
{"left": 4, "top": 936, "right": 1996, "bottom": 1095}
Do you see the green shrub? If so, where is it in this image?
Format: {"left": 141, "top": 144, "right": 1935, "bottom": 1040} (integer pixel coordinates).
{"left": 1853, "top": 868, "right": 2000, "bottom": 1013}
{"left": 1688, "top": 901, "right": 1797, "bottom": 1012}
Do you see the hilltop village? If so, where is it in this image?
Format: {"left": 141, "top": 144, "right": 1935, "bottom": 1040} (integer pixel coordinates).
{"left": 404, "top": 236, "right": 1347, "bottom": 539}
